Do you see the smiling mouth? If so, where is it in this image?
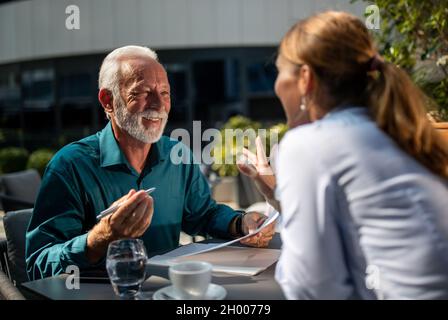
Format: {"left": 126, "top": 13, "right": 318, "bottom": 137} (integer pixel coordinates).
{"left": 144, "top": 117, "right": 161, "bottom": 121}
{"left": 142, "top": 117, "right": 162, "bottom": 126}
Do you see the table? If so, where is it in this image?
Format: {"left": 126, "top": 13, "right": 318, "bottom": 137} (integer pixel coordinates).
{"left": 21, "top": 234, "right": 285, "bottom": 300}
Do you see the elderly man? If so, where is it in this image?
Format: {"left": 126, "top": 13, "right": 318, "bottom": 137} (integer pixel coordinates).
{"left": 25, "top": 46, "right": 274, "bottom": 280}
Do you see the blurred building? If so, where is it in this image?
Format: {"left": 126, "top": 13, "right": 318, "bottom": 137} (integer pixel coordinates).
{"left": 0, "top": 0, "right": 366, "bottom": 150}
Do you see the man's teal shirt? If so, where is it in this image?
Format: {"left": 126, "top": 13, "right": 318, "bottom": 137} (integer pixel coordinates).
{"left": 25, "top": 123, "right": 239, "bottom": 280}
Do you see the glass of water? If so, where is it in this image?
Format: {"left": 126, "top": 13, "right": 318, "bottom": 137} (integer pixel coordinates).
{"left": 106, "top": 239, "right": 147, "bottom": 300}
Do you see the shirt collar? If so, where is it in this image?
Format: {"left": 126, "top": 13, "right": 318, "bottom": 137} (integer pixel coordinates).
{"left": 99, "top": 122, "right": 168, "bottom": 169}
{"left": 99, "top": 122, "right": 127, "bottom": 168}
{"left": 323, "top": 105, "right": 366, "bottom": 119}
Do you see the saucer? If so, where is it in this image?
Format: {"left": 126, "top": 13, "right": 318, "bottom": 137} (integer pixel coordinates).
{"left": 153, "top": 283, "right": 227, "bottom": 300}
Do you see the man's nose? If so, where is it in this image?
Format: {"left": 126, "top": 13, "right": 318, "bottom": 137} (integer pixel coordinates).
{"left": 146, "top": 91, "right": 163, "bottom": 110}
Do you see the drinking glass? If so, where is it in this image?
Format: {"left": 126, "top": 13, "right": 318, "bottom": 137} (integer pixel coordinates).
{"left": 106, "top": 239, "right": 147, "bottom": 300}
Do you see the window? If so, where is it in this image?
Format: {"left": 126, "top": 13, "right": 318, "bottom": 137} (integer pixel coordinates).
{"left": 59, "top": 73, "right": 91, "bottom": 99}
{"left": 0, "top": 66, "right": 20, "bottom": 111}
{"left": 22, "top": 68, "right": 54, "bottom": 110}
{"left": 165, "top": 64, "right": 188, "bottom": 126}
{"left": 0, "top": 66, "right": 21, "bottom": 146}
{"left": 247, "top": 61, "right": 277, "bottom": 94}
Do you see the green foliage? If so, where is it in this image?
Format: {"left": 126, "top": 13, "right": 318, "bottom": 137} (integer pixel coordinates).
{"left": 267, "top": 123, "right": 288, "bottom": 151}
{"left": 211, "top": 115, "right": 288, "bottom": 177}
{"left": 27, "top": 149, "right": 55, "bottom": 176}
{"left": 357, "top": 0, "right": 448, "bottom": 119}
{"left": 211, "top": 116, "right": 260, "bottom": 177}
{"left": 221, "top": 115, "right": 262, "bottom": 131}
{"left": 0, "top": 147, "right": 29, "bottom": 174}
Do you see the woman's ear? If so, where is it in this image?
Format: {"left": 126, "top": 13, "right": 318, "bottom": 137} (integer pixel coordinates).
{"left": 297, "top": 65, "right": 314, "bottom": 97}
{"left": 98, "top": 89, "right": 114, "bottom": 114}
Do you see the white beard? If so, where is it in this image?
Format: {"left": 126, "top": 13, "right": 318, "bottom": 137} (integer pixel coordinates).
{"left": 114, "top": 95, "right": 168, "bottom": 144}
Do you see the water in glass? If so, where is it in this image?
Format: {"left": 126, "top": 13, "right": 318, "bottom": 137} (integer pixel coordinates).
{"left": 106, "top": 239, "right": 147, "bottom": 299}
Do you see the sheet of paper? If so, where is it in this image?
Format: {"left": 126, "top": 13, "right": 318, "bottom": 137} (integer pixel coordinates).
{"left": 180, "top": 210, "right": 280, "bottom": 258}
{"left": 148, "top": 245, "right": 281, "bottom": 276}
{"left": 147, "top": 205, "right": 281, "bottom": 275}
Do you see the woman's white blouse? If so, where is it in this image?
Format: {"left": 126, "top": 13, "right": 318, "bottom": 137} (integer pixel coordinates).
{"left": 274, "top": 106, "right": 448, "bottom": 299}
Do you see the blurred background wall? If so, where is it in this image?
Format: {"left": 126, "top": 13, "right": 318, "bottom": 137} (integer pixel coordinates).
{"left": 0, "top": 0, "right": 366, "bottom": 150}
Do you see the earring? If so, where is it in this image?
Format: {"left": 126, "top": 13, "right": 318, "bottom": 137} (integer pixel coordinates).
{"left": 300, "top": 97, "right": 307, "bottom": 111}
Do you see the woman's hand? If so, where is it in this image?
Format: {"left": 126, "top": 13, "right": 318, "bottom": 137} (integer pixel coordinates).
{"left": 237, "top": 136, "right": 280, "bottom": 211}
{"left": 237, "top": 136, "right": 275, "bottom": 198}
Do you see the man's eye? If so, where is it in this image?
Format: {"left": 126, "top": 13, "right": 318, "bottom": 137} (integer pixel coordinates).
{"left": 131, "top": 92, "right": 147, "bottom": 98}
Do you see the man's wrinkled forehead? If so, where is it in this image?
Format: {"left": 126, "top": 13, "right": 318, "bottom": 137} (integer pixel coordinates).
{"left": 119, "top": 56, "right": 169, "bottom": 88}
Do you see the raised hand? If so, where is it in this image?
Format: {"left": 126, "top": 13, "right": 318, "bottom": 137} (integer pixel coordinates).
{"left": 237, "top": 136, "right": 280, "bottom": 210}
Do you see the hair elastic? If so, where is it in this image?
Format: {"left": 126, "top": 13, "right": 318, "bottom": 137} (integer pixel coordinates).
{"left": 368, "top": 53, "right": 384, "bottom": 72}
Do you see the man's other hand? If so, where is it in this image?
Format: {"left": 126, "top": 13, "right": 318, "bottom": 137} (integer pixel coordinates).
{"left": 239, "top": 211, "right": 275, "bottom": 248}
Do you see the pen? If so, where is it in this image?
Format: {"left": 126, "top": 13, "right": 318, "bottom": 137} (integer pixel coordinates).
{"left": 96, "top": 187, "right": 156, "bottom": 220}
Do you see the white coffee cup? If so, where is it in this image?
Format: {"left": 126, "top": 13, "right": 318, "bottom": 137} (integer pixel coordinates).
{"left": 169, "top": 261, "right": 212, "bottom": 300}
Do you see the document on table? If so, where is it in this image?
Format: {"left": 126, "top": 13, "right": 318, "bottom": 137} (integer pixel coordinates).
{"left": 147, "top": 207, "right": 280, "bottom": 276}
{"left": 148, "top": 245, "right": 281, "bottom": 276}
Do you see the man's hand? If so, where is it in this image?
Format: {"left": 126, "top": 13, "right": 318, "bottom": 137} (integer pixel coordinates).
{"left": 239, "top": 211, "right": 275, "bottom": 248}
{"left": 86, "top": 189, "right": 154, "bottom": 263}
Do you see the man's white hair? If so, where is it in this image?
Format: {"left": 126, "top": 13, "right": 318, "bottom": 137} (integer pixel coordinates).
{"left": 98, "top": 45, "right": 158, "bottom": 119}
